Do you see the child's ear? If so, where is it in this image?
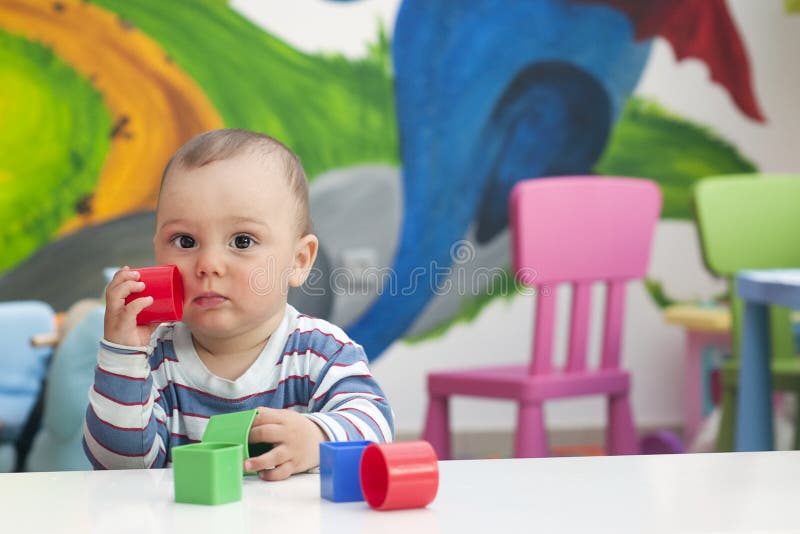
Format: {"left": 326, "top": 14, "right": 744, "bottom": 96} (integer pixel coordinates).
{"left": 288, "top": 234, "right": 318, "bottom": 288}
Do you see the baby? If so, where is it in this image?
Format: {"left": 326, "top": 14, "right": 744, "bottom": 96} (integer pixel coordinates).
{"left": 83, "top": 129, "right": 394, "bottom": 480}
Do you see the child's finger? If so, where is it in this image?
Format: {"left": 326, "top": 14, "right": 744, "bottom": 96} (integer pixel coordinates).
{"left": 248, "top": 422, "right": 283, "bottom": 445}
{"left": 258, "top": 461, "right": 294, "bottom": 482}
{"left": 110, "top": 267, "right": 139, "bottom": 286}
{"left": 107, "top": 272, "right": 142, "bottom": 291}
{"left": 252, "top": 407, "right": 286, "bottom": 426}
{"left": 125, "top": 295, "right": 154, "bottom": 317}
{"left": 245, "top": 444, "right": 289, "bottom": 473}
{"left": 107, "top": 280, "right": 146, "bottom": 305}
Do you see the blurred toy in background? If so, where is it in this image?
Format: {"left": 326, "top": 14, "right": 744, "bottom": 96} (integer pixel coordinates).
{"left": 0, "top": 298, "right": 104, "bottom": 472}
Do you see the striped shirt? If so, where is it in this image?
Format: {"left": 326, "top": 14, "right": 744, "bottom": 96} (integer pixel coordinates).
{"left": 83, "top": 304, "right": 394, "bottom": 469}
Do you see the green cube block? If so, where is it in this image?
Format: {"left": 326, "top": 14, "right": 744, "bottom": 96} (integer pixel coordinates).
{"left": 172, "top": 442, "right": 243, "bottom": 505}
{"left": 202, "top": 409, "right": 272, "bottom": 475}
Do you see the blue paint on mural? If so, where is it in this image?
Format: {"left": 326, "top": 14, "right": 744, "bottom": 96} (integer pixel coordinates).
{"left": 331, "top": 0, "right": 652, "bottom": 359}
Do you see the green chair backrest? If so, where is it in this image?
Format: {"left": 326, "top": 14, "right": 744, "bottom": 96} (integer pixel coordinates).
{"left": 694, "top": 174, "right": 800, "bottom": 360}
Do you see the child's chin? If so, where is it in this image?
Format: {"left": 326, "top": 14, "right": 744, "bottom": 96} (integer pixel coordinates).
{"left": 184, "top": 316, "right": 232, "bottom": 336}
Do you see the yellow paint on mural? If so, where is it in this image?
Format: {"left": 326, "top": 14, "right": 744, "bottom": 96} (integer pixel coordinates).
{"left": 0, "top": 0, "right": 223, "bottom": 235}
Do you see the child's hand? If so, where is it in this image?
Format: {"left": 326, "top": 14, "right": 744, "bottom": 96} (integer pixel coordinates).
{"left": 245, "top": 407, "right": 327, "bottom": 481}
{"left": 104, "top": 266, "right": 157, "bottom": 347}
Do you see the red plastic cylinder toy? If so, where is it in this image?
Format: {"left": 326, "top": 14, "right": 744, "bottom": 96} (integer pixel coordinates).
{"left": 124, "top": 265, "right": 184, "bottom": 325}
{"left": 359, "top": 440, "right": 439, "bottom": 511}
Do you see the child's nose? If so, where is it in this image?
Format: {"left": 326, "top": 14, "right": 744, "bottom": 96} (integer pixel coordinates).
{"left": 196, "top": 249, "right": 225, "bottom": 277}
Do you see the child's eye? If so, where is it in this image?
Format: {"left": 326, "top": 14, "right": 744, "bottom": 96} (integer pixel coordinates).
{"left": 171, "top": 235, "right": 196, "bottom": 249}
{"left": 231, "top": 234, "right": 255, "bottom": 249}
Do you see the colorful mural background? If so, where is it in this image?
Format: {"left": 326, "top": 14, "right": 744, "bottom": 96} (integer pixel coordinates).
{"left": 0, "top": 0, "right": 772, "bottom": 361}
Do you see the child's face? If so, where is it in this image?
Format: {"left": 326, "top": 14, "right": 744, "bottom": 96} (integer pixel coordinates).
{"left": 154, "top": 154, "right": 314, "bottom": 342}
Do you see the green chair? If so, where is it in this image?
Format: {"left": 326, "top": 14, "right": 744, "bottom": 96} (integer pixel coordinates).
{"left": 694, "top": 174, "right": 800, "bottom": 451}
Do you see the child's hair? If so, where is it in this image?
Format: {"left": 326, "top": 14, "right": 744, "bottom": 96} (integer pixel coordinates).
{"left": 160, "top": 128, "right": 313, "bottom": 236}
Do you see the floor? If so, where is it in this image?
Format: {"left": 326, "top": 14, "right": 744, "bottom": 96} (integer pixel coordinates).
{"left": 397, "top": 427, "right": 680, "bottom": 459}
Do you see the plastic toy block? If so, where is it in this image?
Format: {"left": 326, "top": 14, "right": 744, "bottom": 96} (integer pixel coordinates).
{"left": 319, "top": 440, "right": 372, "bottom": 502}
{"left": 172, "top": 442, "right": 243, "bottom": 505}
{"left": 360, "top": 441, "right": 439, "bottom": 510}
{"left": 124, "top": 265, "right": 184, "bottom": 325}
{"left": 202, "top": 409, "right": 272, "bottom": 475}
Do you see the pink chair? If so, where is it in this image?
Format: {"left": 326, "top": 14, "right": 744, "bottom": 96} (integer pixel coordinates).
{"left": 423, "top": 176, "right": 662, "bottom": 458}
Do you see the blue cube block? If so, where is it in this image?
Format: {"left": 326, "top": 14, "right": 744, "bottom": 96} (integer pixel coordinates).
{"left": 320, "top": 440, "right": 372, "bottom": 502}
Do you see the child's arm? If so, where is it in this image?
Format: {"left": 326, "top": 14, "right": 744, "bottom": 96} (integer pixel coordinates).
{"left": 302, "top": 342, "right": 394, "bottom": 444}
{"left": 82, "top": 267, "right": 169, "bottom": 469}
{"left": 246, "top": 343, "right": 394, "bottom": 480}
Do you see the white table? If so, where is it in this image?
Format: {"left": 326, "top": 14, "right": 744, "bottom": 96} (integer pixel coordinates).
{"left": 3, "top": 452, "right": 800, "bottom": 533}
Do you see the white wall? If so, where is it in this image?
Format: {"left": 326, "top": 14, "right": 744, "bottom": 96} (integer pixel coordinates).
{"left": 233, "top": 0, "right": 800, "bottom": 435}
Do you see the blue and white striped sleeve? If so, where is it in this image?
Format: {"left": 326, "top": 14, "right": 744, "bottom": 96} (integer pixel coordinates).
{"left": 304, "top": 343, "right": 394, "bottom": 443}
{"left": 82, "top": 339, "right": 169, "bottom": 469}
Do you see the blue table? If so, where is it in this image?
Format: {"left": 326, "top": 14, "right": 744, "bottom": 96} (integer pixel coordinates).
{"left": 735, "top": 269, "right": 800, "bottom": 451}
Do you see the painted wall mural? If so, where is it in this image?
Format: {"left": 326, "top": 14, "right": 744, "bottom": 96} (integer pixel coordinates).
{"left": 0, "top": 0, "right": 767, "bottom": 360}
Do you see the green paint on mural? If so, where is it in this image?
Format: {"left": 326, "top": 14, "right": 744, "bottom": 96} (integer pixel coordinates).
{"left": 643, "top": 278, "right": 676, "bottom": 309}
{"left": 91, "top": 0, "right": 398, "bottom": 180}
{"left": 786, "top": 0, "right": 800, "bottom": 14}
{"left": 595, "top": 97, "right": 756, "bottom": 220}
{"left": 0, "top": 30, "right": 111, "bottom": 273}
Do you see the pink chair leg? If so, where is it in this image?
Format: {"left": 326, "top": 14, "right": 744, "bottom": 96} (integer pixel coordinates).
{"left": 423, "top": 394, "right": 452, "bottom": 460}
{"left": 514, "top": 402, "right": 548, "bottom": 458}
{"left": 684, "top": 332, "right": 705, "bottom": 444}
{"left": 607, "top": 393, "right": 639, "bottom": 455}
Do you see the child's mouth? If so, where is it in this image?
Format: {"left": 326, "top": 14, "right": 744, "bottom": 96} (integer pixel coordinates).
{"left": 193, "top": 293, "right": 228, "bottom": 308}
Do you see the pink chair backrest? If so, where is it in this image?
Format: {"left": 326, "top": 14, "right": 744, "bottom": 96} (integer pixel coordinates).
{"left": 509, "top": 177, "right": 662, "bottom": 375}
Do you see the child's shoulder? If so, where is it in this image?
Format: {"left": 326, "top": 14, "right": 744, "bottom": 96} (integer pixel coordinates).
{"left": 283, "top": 306, "right": 362, "bottom": 358}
